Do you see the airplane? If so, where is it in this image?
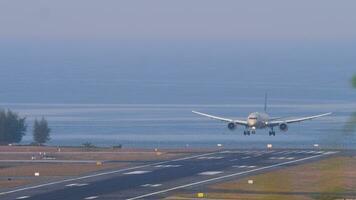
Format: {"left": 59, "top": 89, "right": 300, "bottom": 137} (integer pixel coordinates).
{"left": 192, "top": 94, "right": 332, "bottom": 136}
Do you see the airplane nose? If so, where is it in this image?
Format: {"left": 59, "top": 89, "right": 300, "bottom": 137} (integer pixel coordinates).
{"left": 248, "top": 120, "right": 256, "bottom": 126}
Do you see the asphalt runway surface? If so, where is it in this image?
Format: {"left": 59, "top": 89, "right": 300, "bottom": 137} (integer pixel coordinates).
{"left": 0, "top": 149, "right": 339, "bottom": 200}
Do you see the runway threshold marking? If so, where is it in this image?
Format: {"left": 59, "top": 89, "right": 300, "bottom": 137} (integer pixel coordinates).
{"left": 126, "top": 152, "right": 338, "bottom": 200}
{"left": 0, "top": 151, "right": 220, "bottom": 196}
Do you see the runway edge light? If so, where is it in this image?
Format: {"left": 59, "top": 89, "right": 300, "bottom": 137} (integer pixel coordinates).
{"left": 197, "top": 192, "right": 205, "bottom": 198}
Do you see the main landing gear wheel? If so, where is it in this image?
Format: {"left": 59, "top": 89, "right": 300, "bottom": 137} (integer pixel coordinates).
{"left": 269, "top": 131, "right": 276, "bottom": 136}
{"left": 243, "top": 131, "right": 251, "bottom": 136}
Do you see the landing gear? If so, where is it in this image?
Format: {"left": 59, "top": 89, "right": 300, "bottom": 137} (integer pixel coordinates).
{"left": 269, "top": 131, "right": 275, "bottom": 136}
{"left": 269, "top": 127, "right": 276, "bottom": 136}
{"left": 244, "top": 129, "right": 256, "bottom": 135}
{"left": 243, "top": 130, "right": 251, "bottom": 136}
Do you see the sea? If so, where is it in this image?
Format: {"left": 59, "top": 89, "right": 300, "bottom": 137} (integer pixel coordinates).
{"left": 0, "top": 40, "right": 355, "bottom": 149}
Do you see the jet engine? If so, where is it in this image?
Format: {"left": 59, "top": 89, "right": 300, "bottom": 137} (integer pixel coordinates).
{"left": 227, "top": 122, "right": 236, "bottom": 130}
{"left": 279, "top": 123, "right": 288, "bottom": 132}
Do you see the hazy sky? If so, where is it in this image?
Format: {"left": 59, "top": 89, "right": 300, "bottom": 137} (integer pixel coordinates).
{"left": 1, "top": 0, "right": 356, "bottom": 41}
{"left": 1, "top": 1, "right": 356, "bottom": 104}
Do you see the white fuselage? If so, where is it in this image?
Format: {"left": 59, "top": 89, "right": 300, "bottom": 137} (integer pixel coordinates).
{"left": 247, "top": 112, "right": 270, "bottom": 129}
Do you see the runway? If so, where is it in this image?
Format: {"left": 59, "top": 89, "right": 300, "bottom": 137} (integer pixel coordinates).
{"left": 0, "top": 149, "right": 339, "bottom": 200}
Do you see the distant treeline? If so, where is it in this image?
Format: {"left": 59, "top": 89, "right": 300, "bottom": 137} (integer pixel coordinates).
{"left": 0, "top": 110, "right": 26, "bottom": 144}
{"left": 0, "top": 109, "right": 51, "bottom": 145}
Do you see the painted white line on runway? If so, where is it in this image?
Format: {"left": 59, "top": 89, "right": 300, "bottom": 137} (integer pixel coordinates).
{"left": 142, "top": 184, "right": 162, "bottom": 187}
{"left": 242, "top": 156, "right": 250, "bottom": 159}
{"left": 84, "top": 196, "right": 98, "bottom": 199}
{"left": 16, "top": 196, "right": 30, "bottom": 199}
{"left": 229, "top": 159, "right": 239, "bottom": 162}
{"left": 219, "top": 151, "right": 231, "bottom": 154}
{"left": 270, "top": 157, "right": 294, "bottom": 160}
{"left": 233, "top": 165, "right": 256, "bottom": 168}
{"left": 199, "top": 171, "right": 223, "bottom": 176}
{"left": 126, "top": 152, "right": 338, "bottom": 200}
{"left": 197, "top": 156, "right": 223, "bottom": 160}
{"left": 124, "top": 171, "right": 150, "bottom": 175}
{"left": 236, "top": 165, "right": 247, "bottom": 168}
{"left": 324, "top": 151, "right": 338, "bottom": 155}
{"left": 0, "top": 151, "right": 221, "bottom": 196}
{"left": 154, "top": 165, "right": 181, "bottom": 168}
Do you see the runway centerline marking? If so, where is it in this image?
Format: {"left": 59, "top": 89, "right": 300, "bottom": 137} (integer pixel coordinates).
{"left": 84, "top": 196, "right": 98, "bottom": 199}
{"left": 154, "top": 165, "right": 181, "bottom": 168}
{"left": 199, "top": 171, "right": 223, "bottom": 176}
{"left": 124, "top": 171, "right": 151, "bottom": 175}
{"left": 0, "top": 151, "right": 221, "bottom": 196}
{"left": 197, "top": 156, "right": 223, "bottom": 160}
{"left": 126, "top": 152, "right": 338, "bottom": 200}
{"left": 142, "top": 184, "right": 162, "bottom": 187}
{"left": 16, "top": 196, "right": 30, "bottom": 199}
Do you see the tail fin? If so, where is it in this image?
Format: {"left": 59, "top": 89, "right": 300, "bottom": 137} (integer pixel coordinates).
{"left": 264, "top": 93, "right": 268, "bottom": 113}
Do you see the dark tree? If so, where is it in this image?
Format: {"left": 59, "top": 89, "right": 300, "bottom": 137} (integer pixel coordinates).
{"left": 344, "top": 74, "right": 356, "bottom": 134}
{"left": 33, "top": 117, "right": 51, "bottom": 145}
{"left": 0, "top": 109, "right": 27, "bottom": 144}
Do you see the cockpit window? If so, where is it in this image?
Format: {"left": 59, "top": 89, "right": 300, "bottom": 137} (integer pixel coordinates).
{"left": 249, "top": 117, "right": 257, "bottom": 120}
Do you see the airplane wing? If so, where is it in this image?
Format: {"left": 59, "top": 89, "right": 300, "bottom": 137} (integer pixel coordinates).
{"left": 192, "top": 111, "right": 248, "bottom": 126}
{"left": 268, "top": 112, "right": 332, "bottom": 126}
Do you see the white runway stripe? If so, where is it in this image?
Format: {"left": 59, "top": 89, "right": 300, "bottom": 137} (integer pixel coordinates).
{"left": 84, "top": 196, "right": 98, "bottom": 199}
{"left": 142, "top": 184, "right": 162, "bottom": 187}
{"left": 154, "top": 165, "right": 181, "bottom": 168}
{"left": 16, "top": 196, "right": 30, "bottom": 199}
{"left": 124, "top": 171, "right": 151, "bottom": 175}
{"left": 197, "top": 156, "right": 224, "bottom": 160}
{"left": 199, "top": 171, "right": 223, "bottom": 176}
{"left": 233, "top": 165, "right": 256, "bottom": 168}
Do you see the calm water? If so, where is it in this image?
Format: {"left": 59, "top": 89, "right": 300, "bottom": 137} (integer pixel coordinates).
{"left": 0, "top": 40, "right": 355, "bottom": 148}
